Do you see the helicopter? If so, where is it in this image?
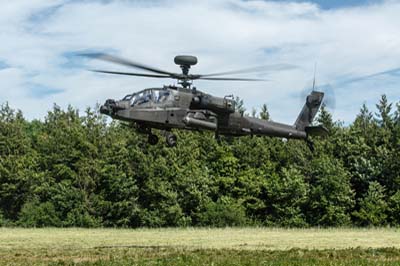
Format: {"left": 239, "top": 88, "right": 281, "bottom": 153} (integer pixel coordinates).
{"left": 82, "top": 53, "right": 328, "bottom": 147}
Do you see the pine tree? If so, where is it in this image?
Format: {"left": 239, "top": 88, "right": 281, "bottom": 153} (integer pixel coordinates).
{"left": 235, "top": 97, "right": 246, "bottom": 116}
{"left": 259, "top": 104, "right": 270, "bottom": 120}
{"left": 304, "top": 155, "right": 355, "bottom": 226}
{"left": 354, "top": 103, "right": 373, "bottom": 134}
{"left": 375, "top": 94, "right": 393, "bottom": 129}
{"left": 316, "top": 104, "right": 334, "bottom": 131}
{"left": 353, "top": 181, "right": 387, "bottom": 226}
{"left": 264, "top": 167, "right": 308, "bottom": 226}
{"left": 251, "top": 108, "right": 257, "bottom": 118}
{"left": 395, "top": 103, "right": 400, "bottom": 125}
{"left": 0, "top": 103, "right": 39, "bottom": 222}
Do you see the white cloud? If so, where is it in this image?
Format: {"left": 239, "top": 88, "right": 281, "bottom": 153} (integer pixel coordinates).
{"left": 0, "top": 0, "right": 399, "bottom": 124}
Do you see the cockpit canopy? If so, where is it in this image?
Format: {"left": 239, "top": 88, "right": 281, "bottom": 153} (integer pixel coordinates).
{"left": 122, "top": 88, "right": 171, "bottom": 106}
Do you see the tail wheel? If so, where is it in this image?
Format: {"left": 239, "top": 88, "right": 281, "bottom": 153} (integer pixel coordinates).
{"left": 306, "top": 139, "right": 315, "bottom": 152}
{"left": 148, "top": 134, "right": 159, "bottom": 145}
{"left": 165, "top": 132, "right": 177, "bottom": 147}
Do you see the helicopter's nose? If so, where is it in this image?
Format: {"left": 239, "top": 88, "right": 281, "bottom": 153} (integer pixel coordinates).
{"left": 99, "top": 104, "right": 109, "bottom": 114}
{"left": 100, "top": 99, "right": 116, "bottom": 115}
{"left": 100, "top": 99, "right": 128, "bottom": 115}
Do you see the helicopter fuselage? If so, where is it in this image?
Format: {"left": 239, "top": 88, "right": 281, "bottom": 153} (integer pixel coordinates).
{"left": 99, "top": 85, "right": 318, "bottom": 146}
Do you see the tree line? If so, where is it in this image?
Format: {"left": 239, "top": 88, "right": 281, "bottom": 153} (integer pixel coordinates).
{"left": 0, "top": 95, "right": 400, "bottom": 227}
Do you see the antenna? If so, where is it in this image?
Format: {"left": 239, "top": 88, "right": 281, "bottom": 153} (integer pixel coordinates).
{"left": 312, "top": 62, "right": 317, "bottom": 91}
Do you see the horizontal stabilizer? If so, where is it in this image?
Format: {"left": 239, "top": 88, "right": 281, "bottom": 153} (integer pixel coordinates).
{"left": 305, "top": 125, "right": 329, "bottom": 136}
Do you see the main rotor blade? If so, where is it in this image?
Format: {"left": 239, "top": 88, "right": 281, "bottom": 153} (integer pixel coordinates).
{"left": 199, "top": 77, "right": 268, "bottom": 81}
{"left": 199, "top": 63, "right": 297, "bottom": 78}
{"left": 336, "top": 67, "right": 400, "bottom": 87}
{"left": 91, "top": 70, "right": 171, "bottom": 78}
{"left": 81, "top": 53, "right": 176, "bottom": 76}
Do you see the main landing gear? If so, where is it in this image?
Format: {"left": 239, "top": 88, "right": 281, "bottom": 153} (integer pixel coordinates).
{"left": 147, "top": 134, "right": 159, "bottom": 145}
{"left": 147, "top": 131, "right": 177, "bottom": 147}
{"left": 165, "top": 131, "right": 177, "bottom": 147}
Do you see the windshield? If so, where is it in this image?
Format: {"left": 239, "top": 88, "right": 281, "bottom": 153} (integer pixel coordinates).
{"left": 122, "top": 94, "right": 133, "bottom": 101}
{"left": 130, "top": 89, "right": 170, "bottom": 106}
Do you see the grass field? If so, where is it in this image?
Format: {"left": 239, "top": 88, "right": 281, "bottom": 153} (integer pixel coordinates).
{"left": 1, "top": 227, "right": 400, "bottom": 265}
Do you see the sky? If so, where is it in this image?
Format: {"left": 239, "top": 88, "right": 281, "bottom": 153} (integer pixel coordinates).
{"left": 0, "top": 0, "right": 399, "bottom": 124}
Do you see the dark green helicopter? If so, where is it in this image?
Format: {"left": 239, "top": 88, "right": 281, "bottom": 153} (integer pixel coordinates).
{"left": 83, "top": 53, "right": 327, "bottom": 147}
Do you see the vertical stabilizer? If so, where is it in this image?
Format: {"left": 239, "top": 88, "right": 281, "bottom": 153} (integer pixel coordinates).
{"left": 294, "top": 91, "right": 324, "bottom": 131}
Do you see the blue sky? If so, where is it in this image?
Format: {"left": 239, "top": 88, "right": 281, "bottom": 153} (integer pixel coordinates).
{"left": 0, "top": 0, "right": 399, "bottom": 123}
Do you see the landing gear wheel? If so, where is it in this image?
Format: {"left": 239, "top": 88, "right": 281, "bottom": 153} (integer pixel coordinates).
{"left": 148, "top": 134, "right": 159, "bottom": 145}
{"left": 215, "top": 132, "right": 222, "bottom": 144}
{"left": 165, "top": 132, "right": 177, "bottom": 147}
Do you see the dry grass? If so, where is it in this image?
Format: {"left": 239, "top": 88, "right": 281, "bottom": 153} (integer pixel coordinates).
{"left": 2, "top": 228, "right": 400, "bottom": 265}
{"left": 1, "top": 227, "right": 399, "bottom": 251}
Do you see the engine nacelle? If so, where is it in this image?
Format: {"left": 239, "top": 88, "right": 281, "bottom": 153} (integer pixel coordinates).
{"left": 190, "top": 95, "right": 235, "bottom": 114}
{"left": 183, "top": 115, "right": 217, "bottom": 130}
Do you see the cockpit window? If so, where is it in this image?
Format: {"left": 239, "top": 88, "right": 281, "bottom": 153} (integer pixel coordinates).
{"left": 130, "top": 89, "right": 170, "bottom": 106}
{"left": 131, "top": 90, "right": 152, "bottom": 106}
{"left": 153, "top": 90, "right": 170, "bottom": 103}
{"left": 123, "top": 94, "right": 133, "bottom": 101}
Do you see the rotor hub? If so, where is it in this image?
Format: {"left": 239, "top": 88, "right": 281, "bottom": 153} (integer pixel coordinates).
{"left": 173, "top": 55, "right": 198, "bottom": 88}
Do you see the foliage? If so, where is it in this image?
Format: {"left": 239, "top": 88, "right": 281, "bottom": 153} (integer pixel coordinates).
{"left": 1, "top": 94, "right": 400, "bottom": 227}
{"left": 388, "top": 191, "right": 400, "bottom": 225}
{"left": 353, "top": 181, "right": 388, "bottom": 226}
{"left": 18, "top": 199, "right": 61, "bottom": 227}
{"left": 264, "top": 167, "right": 308, "bottom": 227}
{"left": 198, "top": 196, "right": 248, "bottom": 227}
{"left": 304, "top": 155, "right": 354, "bottom": 226}
{"left": 259, "top": 103, "right": 270, "bottom": 120}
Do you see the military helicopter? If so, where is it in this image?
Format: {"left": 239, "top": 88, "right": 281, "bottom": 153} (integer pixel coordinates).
{"left": 82, "top": 53, "right": 327, "bottom": 147}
